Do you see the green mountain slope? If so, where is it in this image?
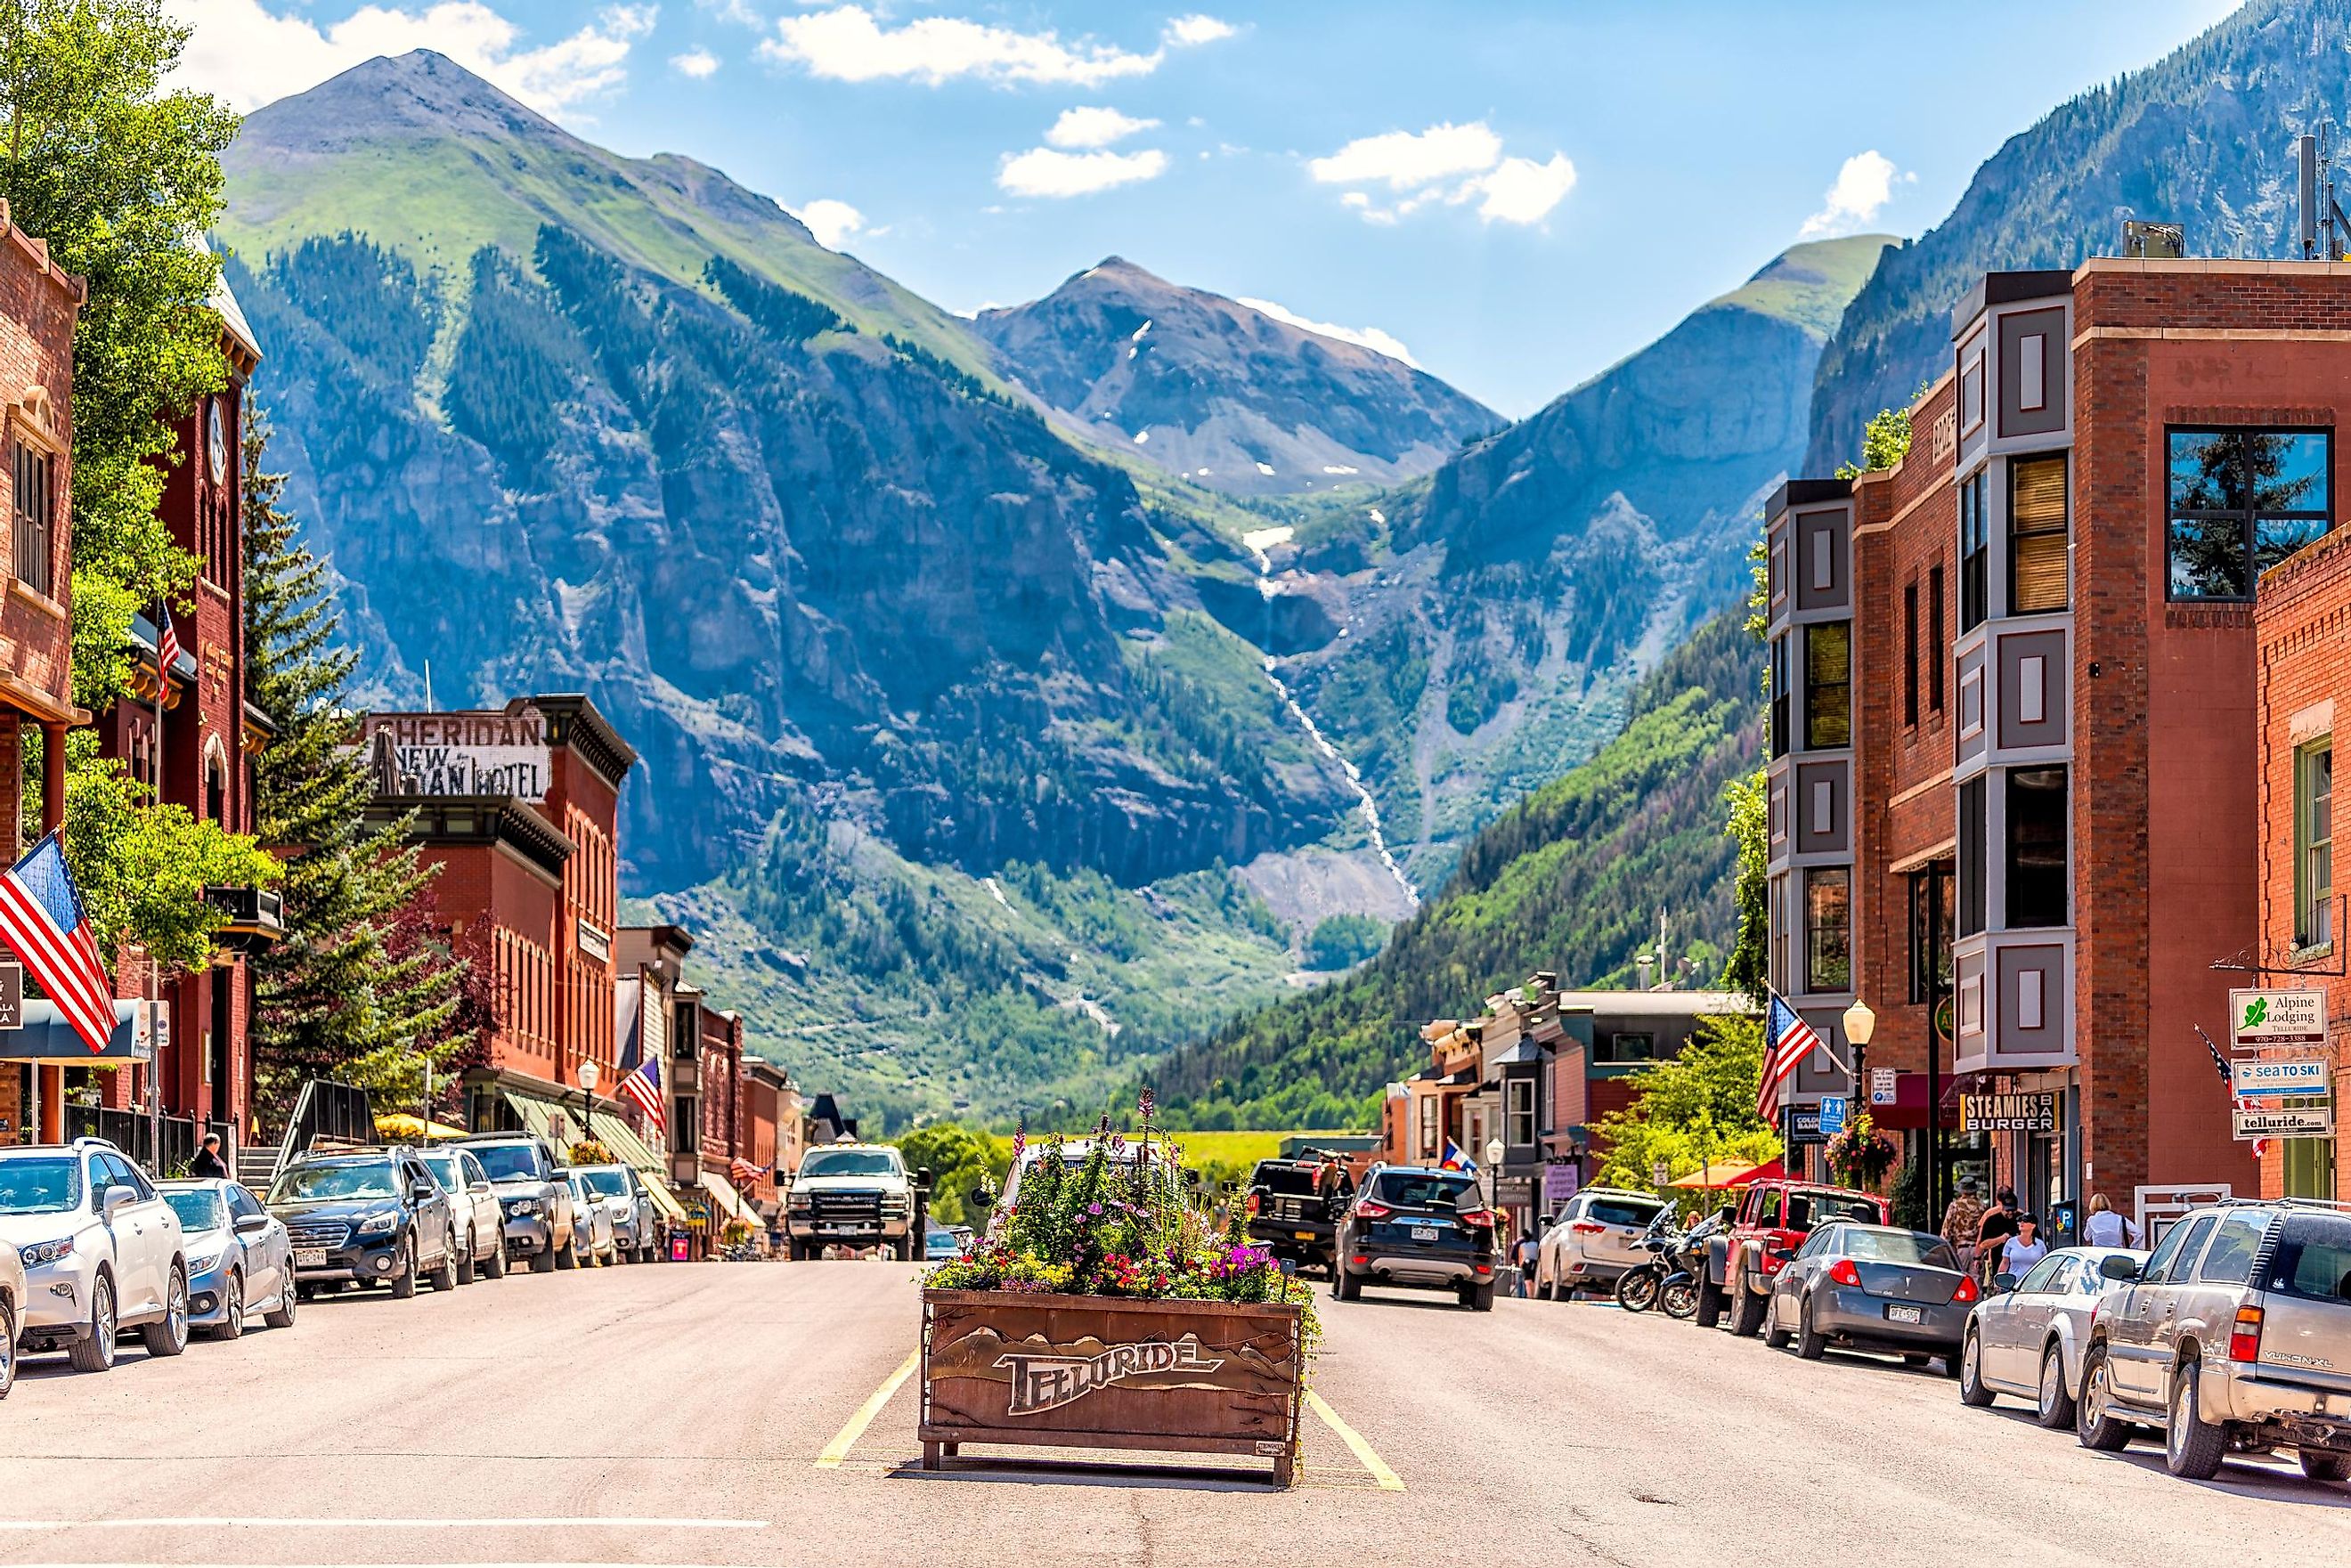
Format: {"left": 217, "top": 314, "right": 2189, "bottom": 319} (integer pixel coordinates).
{"left": 1809, "top": 0, "right": 2344, "bottom": 469}
{"left": 1151, "top": 610, "right": 1761, "bottom": 1128}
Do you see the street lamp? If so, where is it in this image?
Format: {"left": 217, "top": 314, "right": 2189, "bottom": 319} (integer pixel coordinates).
{"left": 1484, "top": 1134, "right": 1506, "bottom": 1229}
{"left": 1841, "top": 997, "right": 1876, "bottom": 1103}
{"left": 578, "top": 1058, "right": 601, "bottom": 1155}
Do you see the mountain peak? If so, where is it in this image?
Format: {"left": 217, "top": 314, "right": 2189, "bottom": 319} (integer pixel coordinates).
{"left": 241, "top": 49, "right": 567, "bottom": 158}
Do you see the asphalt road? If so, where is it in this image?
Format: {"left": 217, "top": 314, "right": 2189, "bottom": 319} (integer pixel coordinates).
{"left": 2, "top": 1259, "right": 2345, "bottom": 1566}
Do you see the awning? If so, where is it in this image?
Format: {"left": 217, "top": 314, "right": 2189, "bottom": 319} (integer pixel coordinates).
{"left": 500, "top": 1092, "right": 555, "bottom": 1142}
{"left": 699, "top": 1170, "right": 748, "bottom": 1223}
{"left": 0, "top": 1000, "right": 146, "bottom": 1062}
{"left": 588, "top": 1110, "right": 687, "bottom": 1220}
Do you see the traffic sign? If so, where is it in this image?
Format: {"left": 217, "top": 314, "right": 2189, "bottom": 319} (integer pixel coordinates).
{"left": 2232, "top": 1055, "right": 2331, "bottom": 1098}
{"left": 1869, "top": 1068, "right": 1897, "bottom": 1107}
{"left": 2230, "top": 988, "right": 2327, "bottom": 1051}
{"left": 1818, "top": 1095, "right": 1848, "bottom": 1140}
{"left": 1651, "top": 1159, "right": 1671, "bottom": 1186}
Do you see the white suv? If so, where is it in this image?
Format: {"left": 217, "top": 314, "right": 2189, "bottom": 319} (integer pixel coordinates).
{"left": 1533, "top": 1187, "right": 1671, "bottom": 1299}
{"left": 0, "top": 1139, "right": 189, "bottom": 1372}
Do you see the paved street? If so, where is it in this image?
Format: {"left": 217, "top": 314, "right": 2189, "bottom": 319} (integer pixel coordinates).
{"left": 2, "top": 1262, "right": 2345, "bottom": 1567}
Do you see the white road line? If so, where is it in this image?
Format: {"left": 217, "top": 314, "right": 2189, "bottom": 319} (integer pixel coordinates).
{"left": 0, "top": 1518, "right": 768, "bottom": 1531}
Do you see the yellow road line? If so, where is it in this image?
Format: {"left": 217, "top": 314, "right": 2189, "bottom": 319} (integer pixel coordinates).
{"left": 1306, "top": 1390, "right": 1404, "bottom": 1491}
{"left": 815, "top": 1349, "right": 920, "bottom": 1469}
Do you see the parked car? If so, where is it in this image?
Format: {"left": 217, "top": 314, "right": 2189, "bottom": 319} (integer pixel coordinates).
{"left": 0, "top": 1138, "right": 188, "bottom": 1373}
{"left": 923, "top": 1223, "right": 961, "bottom": 1262}
{"left": 0, "top": 1180, "right": 26, "bottom": 1396}
{"left": 1957, "top": 1244, "right": 2147, "bottom": 1426}
{"left": 1242, "top": 1157, "right": 1349, "bottom": 1274}
{"left": 267, "top": 1147, "right": 457, "bottom": 1297}
{"left": 454, "top": 1133, "right": 577, "bottom": 1273}
{"left": 789, "top": 1141, "right": 918, "bottom": 1260}
{"left": 1531, "top": 1187, "right": 1670, "bottom": 1300}
{"left": 157, "top": 1178, "right": 298, "bottom": 1339}
{"left": 1331, "top": 1164, "right": 1500, "bottom": 1311}
{"left": 1704, "top": 1177, "right": 1890, "bottom": 1335}
{"left": 2077, "top": 1198, "right": 2351, "bottom": 1483}
{"left": 565, "top": 1171, "right": 617, "bottom": 1266}
{"left": 572, "top": 1163, "right": 657, "bottom": 1263}
{"left": 417, "top": 1146, "right": 508, "bottom": 1283}
{"left": 1762, "top": 1222, "right": 1975, "bottom": 1371}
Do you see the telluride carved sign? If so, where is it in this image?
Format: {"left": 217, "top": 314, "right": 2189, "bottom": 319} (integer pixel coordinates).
{"left": 995, "top": 1332, "right": 1225, "bottom": 1416}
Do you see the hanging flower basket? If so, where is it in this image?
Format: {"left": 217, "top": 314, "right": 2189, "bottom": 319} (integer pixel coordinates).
{"left": 1825, "top": 1113, "right": 1897, "bottom": 1190}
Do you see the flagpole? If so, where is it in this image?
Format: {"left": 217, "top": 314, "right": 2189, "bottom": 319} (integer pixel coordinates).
{"left": 151, "top": 604, "right": 167, "bottom": 1172}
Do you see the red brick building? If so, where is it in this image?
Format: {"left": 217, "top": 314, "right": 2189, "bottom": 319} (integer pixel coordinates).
{"left": 0, "top": 212, "right": 84, "bottom": 1145}
{"left": 361, "top": 695, "right": 636, "bottom": 1143}
{"left": 1769, "top": 258, "right": 2351, "bottom": 1231}
{"left": 2252, "top": 524, "right": 2348, "bottom": 1201}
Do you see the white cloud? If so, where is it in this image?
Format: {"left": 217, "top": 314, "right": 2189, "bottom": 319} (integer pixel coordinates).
{"left": 671, "top": 45, "right": 720, "bottom": 77}
{"left": 997, "top": 145, "right": 1168, "bottom": 199}
{"left": 1238, "top": 297, "right": 1421, "bottom": 369}
{"left": 1046, "top": 105, "right": 1159, "bottom": 150}
{"left": 699, "top": 0, "right": 761, "bottom": 24}
{"left": 761, "top": 4, "right": 1159, "bottom": 86}
{"left": 1163, "top": 13, "right": 1234, "bottom": 45}
{"left": 1466, "top": 152, "right": 1576, "bottom": 225}
{"left": 786, "top": 197, "right": 866, "bottom": 248}
{"left": 1308, "top": 118, "right": 1575, "bottom": 228}
{"left": 1308, "top": 121, "right": 1502, "bottom": 191}
{"left": 1800, "top": 150, "right": 1912, "bottom": 239}
{"left": 167, "top": 0, "right": 657, "bottom": 117}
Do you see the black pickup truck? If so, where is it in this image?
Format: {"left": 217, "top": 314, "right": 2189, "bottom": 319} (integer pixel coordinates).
{"left": 1243, "top": 1157, "right": 1352, "bottom": 1273}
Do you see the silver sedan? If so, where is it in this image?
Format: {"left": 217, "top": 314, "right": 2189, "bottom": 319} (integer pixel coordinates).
{"left": 1957, "top": 1245, "right": 2148, "bottom": 1426}
{"left": 1764, "top": 1222, "right": 1976, "bottom": 1371}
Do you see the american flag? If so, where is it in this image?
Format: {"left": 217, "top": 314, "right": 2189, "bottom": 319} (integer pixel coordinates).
{"left": 2201, "top": 1026, "right": 2270, "bottom": 1160}
{"left": 730, "top": 1156, "right": 767, "bottom": 1185}
{"left": 1760, "top": 993, "right": 1824, "bottom": 1125}
{"left": 619, "top": 1053, "right": 664, "bottom": 1132}
{"left": 154, "top": 604, "right": 180, "bottom": 683}
{"left": 0, "top": 833, "right": 115, "bottom": 1053}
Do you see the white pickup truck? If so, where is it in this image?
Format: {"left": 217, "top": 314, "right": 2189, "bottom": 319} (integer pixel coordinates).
{"left": 784, "top": 1141, "right": 916, "bottom": 1260}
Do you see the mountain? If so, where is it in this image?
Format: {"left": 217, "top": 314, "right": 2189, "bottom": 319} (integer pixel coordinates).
{"left": 1809, "top": 0, "right": 2341, "bottom": 470}
{"left": 971, "top": 256, "right": 1500, "bottom": 497}
{"left": 1245, "top": 234, "right": 1886, "bottom": 889}
{"left": 1152, "top": 609, "right": 1761, "bottom": 1129}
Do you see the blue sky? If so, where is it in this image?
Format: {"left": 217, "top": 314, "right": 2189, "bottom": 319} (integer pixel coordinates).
{"left": 176, "top": 0, "right": 2246, "bottom": 416}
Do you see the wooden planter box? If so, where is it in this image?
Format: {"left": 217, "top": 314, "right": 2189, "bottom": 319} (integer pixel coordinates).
{"left": 919, "top": 1288, "right": 1306, "bottom": 1486}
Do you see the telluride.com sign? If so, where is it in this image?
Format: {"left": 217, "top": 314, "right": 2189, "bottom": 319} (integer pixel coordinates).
{"left": 362, "top": 707, "right": 553, "bottom": 802}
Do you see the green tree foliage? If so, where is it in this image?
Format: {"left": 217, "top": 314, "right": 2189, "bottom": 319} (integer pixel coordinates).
{"left": 1305, "top": 914, "right": 1387, "bottom": 971}
{"left": 1834, "top": 402, "right": 1915, "bottom": 479}
{"left": 891, "top": 1121, "right": 1010, "bottom": 1228}
{"left": 704, "top": 255, "right": 849, "bottom": 343}
{"left": 1154, "top": 610, "right": 1762, "bottom": 1129}
{"left": 1721, "top": 768, "right": 1768, "bottom": 1003}
{"left": 1590, "top": 1014, "right": 1780, "bottom": 1201}
{"left": 242, "top": 410, "right": 465, "bottom": 1117}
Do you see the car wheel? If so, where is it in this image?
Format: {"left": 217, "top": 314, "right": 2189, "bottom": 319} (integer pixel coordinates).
{"left": 1794, "top": 1295, "right": 1826, "bottom": 1361}
{"left": 484, "top": 1237, "right": 508, "bottom": 1279}
{"left": 2076, "top": 1345, "right": 2133, "bottom": 1451}
{"left": 1958, "top": 1328, "right": 1994, "bottom": 1406}
{"left": 264, "top": 1274, "right": 297, "bottom": 1331}
{"left": 2166, "top": 1364, "right": 2229, "bottom": 1480}
{"left": 456, "top": 1230, "right": 477, "bottom": 1286}
{"left": 388, "top": 1238, "right": 419, "bottom": 1300}
{"left": 66, "top": 1271, "right": 116, "bottom": 1373}
{"left": 0, "top": 1297, "right": 16, "bottom": 1399}
{"left": 1762, "top": 1293, "right": 1791, "bottom": 1350}
{"left": 1728, "top": 1278, "right": 1767, "bottom": 1338}
{"left": 211, "top": 1270, "right": 245, "bottom": 1341}
{"left": 531, "top": 1244, "right": 557, "bottom": 1274}
{"left": 427, "top": 1231, "right": 459, "bottom": 1292}
{"left": 555, "top": 1230, "right": 579, "bottom": 1270}
{"left": 1462, "top": 1281, "right": 1494, "bottom": 1312}
{"left": 2299, "top": 1450, "right": 2351, "bottom": 1484}
{"left": 1334, "top": 1261, "right": 1361, "bottom": 1302}
{"left": 139, "top": 1264, "right": 189, "bottom": 1357}
{"left": 2035, "top": 1341, "right": 2077, "bottom": 1429}
{"left": 1695, "top": 1270, "right": 1725, "bottom": 1328}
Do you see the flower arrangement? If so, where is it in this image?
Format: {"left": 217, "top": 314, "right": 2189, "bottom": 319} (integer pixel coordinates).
{"left": 568, "top": 1139, "right": 616, "bottom": 1166}
{"left": 928, "top": 1094, "right": 1317, "bottom": 1332}
{"left": 1824, "top": 1112, "right": 1897, "bottom": 1189}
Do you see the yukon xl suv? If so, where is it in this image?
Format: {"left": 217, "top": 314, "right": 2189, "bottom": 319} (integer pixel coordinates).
{"left": 1, "top": 1138, "right": 189, "bottom": 1373}
{"left": 2077, "top": 1198, "right": 2351, "bottom": 1483}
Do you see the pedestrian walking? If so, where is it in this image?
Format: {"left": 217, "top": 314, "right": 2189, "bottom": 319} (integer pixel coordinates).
{"left": 1999, "top": 1214, "right": 2048, "bottom": 1280}
{"left": 2081, "top": 1192, "right": 2142, "bottom": 1247}
{"left": 1512, "top": 1229, "right": 1538, "bottom": 1297}
{"left": 189, "top": 1133, "right": 229, "bottom": 1180}
{"left": 1939, "top": 1174, "right": 1987, "bottom": 1278}
{"left": 1973, "top": 1187, "right": 2019, "bottom": 1287}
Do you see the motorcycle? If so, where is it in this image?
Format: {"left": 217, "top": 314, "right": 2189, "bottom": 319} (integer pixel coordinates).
{"left": 1616, "top": 1211, "right": 1724, "bottom": 1317}
{"left": 1616, "top": 1231, "right": 1680, "bottom": 1313}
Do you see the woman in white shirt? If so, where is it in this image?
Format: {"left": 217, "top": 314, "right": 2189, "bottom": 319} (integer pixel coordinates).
{"left": 2081, "top": 1192, "right": 2142, "bottom": 1247}
{"left": 2000, "top": 1214, "right": 2049, "bottom": 1278}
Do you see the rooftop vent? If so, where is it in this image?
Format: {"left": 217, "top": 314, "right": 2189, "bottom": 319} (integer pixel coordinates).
{"left": 2122, "top": 220, "right": 2184, "bottom": 259}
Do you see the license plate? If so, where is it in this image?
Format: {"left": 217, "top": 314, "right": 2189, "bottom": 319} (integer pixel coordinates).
{"left": 1411, "top": 1226, "right": 1439, "bottom": 1241}
{"left": 295, "top": 1247, "right": 328, "bottom": 1268}
{"left": 1885, "top": 1304, "right": 1924, "bottom": 1325}
{"left": 1294, "top": 1231, "right": 1318, "bottom": 1241}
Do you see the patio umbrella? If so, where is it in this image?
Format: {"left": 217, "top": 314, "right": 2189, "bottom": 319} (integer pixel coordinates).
{"left": 1669, "top": 1159, "right": 1760, "bottom": 1189}
{"left": 375, "top": 1112, "right": 465, "bottom": 1141}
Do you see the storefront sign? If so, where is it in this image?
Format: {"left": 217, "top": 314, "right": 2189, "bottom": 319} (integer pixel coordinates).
{"left": 577, "top": 919, "right": 611, "bottom": 963}
{"left": 2234, "top": 1105, "right": 2336, "bottom": 1139}
{"left": 1787, "top": 1105, "right": 1824, "bottom": 1144}
{"left": 2229, "top": 988, "right": 2328, "bottom": 1051}
{"left": 0, "top": 963, "right": 21, "bottom": 1030}
{"left": 2231, "top": 1055, "right": 2331, "bottom": 1098}
{"left": 1542, "top": 1159, "right": 1580, "bottom": 1208}
{"left": 362, "top": 706, "right": 552, "bottom": 802}
{"left": 1960, "top": 1092, "right": 2058, "bottom": 1133}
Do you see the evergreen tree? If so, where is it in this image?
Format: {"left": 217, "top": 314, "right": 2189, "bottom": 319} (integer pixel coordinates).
{"left": 243, "top": 409, "right": 468, "bottom": 1119}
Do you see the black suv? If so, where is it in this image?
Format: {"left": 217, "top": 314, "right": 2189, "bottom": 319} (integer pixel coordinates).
{"left": 266, "top": 1147, "right": 457, "bottom": 1299}
{"left": 1332, "top": 1164, "right": 1500, "bottom": 1311}
{"left": 1244, "top": 1157, "right": 1351, "bottom": 1273}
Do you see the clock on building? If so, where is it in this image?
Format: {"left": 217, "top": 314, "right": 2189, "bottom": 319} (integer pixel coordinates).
{"left": 207, "top": 397, "right": 227, "bottom": 483}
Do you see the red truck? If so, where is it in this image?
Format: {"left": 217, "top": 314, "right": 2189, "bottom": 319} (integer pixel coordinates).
{"left": 1698, "top": 1177, "right": 1890, "bottom": 1335}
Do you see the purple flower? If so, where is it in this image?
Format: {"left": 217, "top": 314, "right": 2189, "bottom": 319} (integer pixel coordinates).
{"left": 1137, "top": 1087, "right": 1155, "bottom": 1122}
{"left": 1087, "top": 1202, "right": 1104, "bottom": 1216}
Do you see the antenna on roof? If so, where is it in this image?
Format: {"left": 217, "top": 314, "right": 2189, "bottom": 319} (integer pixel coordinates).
{"left": 422, "top": 658, "right": 435, "bottom": 711}
{"left": 2298, "top": 126, "right": 2349, "bottom": 261}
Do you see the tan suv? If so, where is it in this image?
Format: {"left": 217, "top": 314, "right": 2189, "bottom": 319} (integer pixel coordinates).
{"left": 2076, "top": 1198, "right": 2351, "bottom": 1484}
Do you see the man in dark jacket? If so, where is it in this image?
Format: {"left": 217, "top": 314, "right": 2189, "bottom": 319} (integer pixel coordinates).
{"left": 188, "top": 1133, "right": 229, "bottom": 1179}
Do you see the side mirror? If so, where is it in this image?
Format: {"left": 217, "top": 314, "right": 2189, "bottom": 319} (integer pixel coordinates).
{"left": 411, "top": 1182, "right": 438, "bottom": 1204}
{"left": 102, "top": 1185, "right": 134, "bottom": 1219}
{"left": 2099, "top": 1254, "right": 2143, "bottom": 1282}
{"left": 470, "top": 1180, "right": 492, "bottom": 1195}
{"left": 969, "top": 1181, "right": 997, "bottom": 1210}
{"left": 1992, "top": 1271, "right": 2019, "bottom": 1294}
{"left": 233, "top": 1213, "right": 271, "bottom": 1236}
